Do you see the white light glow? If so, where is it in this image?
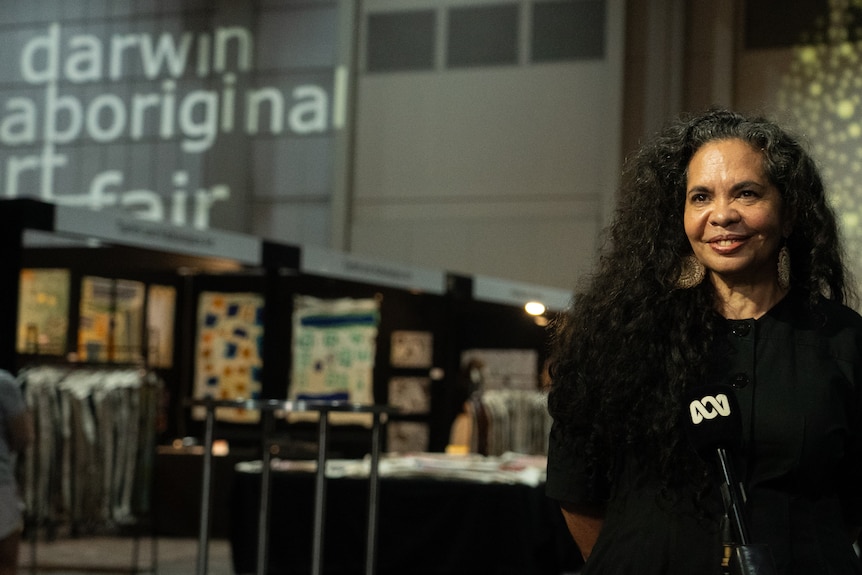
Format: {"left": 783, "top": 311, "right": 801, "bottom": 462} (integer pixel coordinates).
{"left": 524, "top": 301, "right": 546, "bottom": 316}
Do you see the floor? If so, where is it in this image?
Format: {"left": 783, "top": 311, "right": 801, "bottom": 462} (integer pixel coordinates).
{"left": 16, "top": 535, "right": 587, "bottom": 575}
{"left": 18, "top": 536, "right": 232, "bottom": 575}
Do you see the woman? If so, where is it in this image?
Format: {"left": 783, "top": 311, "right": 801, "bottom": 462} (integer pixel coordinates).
{"left": 546, "top": 108, "right": 862, "bottom": 574}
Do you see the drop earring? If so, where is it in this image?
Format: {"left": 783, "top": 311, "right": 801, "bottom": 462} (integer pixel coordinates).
{"left": 675, "top": 254, "right": 705, "bottom": 289}
{"left": 777, "top": 244, "right": 791, "bottom": 290}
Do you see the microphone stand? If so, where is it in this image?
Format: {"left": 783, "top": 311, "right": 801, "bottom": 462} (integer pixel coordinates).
{"left": 717, "top": 447, "right": 749, "bottom": 544}
{"left": 716, "top": 447, "right": 777, "bottom": 575}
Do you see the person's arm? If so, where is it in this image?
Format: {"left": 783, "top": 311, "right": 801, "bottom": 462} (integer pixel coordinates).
{"left": 559, "top": 500, "right": 605, "bottom": 561}
{"left": 6, "top": 409, "right": 33, "bottom": 452}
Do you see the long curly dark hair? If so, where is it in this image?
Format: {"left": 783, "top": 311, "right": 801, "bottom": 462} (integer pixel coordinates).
{"left": 547, "top": 108, "right": 853, "bottom": 501}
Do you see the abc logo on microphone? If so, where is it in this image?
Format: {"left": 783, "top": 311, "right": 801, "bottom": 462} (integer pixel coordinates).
{"left": 683, "top": 384, "right": 743, "bottom": 453}
{"left": 689, "top": 393, "right": 731, "bottom": 424}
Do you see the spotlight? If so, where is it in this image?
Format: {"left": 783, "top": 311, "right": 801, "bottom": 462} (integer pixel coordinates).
{"left": 524, "top": 301, "right": 546, "bottom": 315}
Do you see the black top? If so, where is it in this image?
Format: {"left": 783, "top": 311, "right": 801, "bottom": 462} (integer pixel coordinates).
{"left": 546, "top": 291, "right": 862, "bottom": 575}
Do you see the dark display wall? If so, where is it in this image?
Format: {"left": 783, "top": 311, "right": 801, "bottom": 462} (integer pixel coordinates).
{"left": 3, "top": 199, "right": 568, "bottom": 457}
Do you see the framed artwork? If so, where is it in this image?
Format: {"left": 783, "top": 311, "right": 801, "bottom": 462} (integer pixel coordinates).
{"left": 17, "top": 268, "right": 69, "bottom": 355}
{"left": 390, "top": 330, "right": 433, "bottom": 368}
{"left": 193, "top": 291, "right": 264, "bottom": 423}
{"left": 78, "top": 276, "right": 145, "bottom": 363}
{"left": 387, "top": 421, "right": 429, "bottom": 454}
{"left": 289, "top": 295, "right": 379, "bottom": 425}
{"left": 388, "top": 376, "right": 431, "bottom": 414}
{"left": 146, "top": 284, "right": 176, "bottom": 368}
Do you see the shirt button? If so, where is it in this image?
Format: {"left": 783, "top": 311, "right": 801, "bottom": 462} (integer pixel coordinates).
{"left": 731, "top": 373, "right": 750, "bottom": 388}
{"left": 730, "top": 321, "right": 751, "bottom": 337}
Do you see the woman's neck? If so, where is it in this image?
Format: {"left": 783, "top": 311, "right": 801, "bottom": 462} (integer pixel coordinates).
{"left": 710, "top": 276, "right": 789, "bottom": 320}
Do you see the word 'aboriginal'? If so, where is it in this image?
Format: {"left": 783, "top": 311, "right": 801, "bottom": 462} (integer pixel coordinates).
{"left": 689, "top": 394, "right": 731, "bottom": 424}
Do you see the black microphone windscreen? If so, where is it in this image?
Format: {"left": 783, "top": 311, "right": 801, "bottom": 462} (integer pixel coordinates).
{"left": 682, "top": 384, "right": 743, "bottom": 454}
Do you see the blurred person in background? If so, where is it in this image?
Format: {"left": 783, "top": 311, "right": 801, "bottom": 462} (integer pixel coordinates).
{"left": 0, "top": 369, "right": 33, "bottom": 575}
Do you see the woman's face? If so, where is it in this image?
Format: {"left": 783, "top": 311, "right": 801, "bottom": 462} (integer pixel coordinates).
{"left": 684, "top": 138, "right": 791, "bottom": 287}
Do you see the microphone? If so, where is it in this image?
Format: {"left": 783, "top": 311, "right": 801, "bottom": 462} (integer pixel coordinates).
{"left": 683, "top": 385, "right": 777, "bottom": 575}
{"left": 682, "top": 384, "right": 749, "bottom": 545}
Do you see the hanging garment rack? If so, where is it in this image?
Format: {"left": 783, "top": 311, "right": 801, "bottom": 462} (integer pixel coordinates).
{"left": 18, "top": 363, "right": 162, "bottom": 575}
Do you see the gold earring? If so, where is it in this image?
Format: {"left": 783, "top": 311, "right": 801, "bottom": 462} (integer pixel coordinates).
{"left": 675, "top": 254, "right": 705, "bottom": 289}
{"left": 777, "top": 245, "right": 791, "bottom": 290}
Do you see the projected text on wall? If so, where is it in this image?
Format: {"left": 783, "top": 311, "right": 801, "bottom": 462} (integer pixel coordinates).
{"left": 0, "top": 22, "right": 341, "bottom": 229}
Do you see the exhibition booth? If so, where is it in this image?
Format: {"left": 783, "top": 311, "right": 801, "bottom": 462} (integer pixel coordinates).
{"left": 2, "top": 198, "right": 581, "bottom": 575}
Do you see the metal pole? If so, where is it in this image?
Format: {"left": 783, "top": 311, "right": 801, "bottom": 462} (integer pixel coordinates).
{"left": 364, "top": 411, "right": 383, "bottom": 575}
{"left": 196, "top": 401, "right": 216, "bottom": 575}
{"left": 311, "top": 409, "right": 330, "bottom": 575}
{"left": 256, "top": 409, "right": 274, "bottom": 575}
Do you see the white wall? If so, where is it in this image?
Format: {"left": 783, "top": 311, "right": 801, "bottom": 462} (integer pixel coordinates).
{"left": 348, "top": 0, "right": 626, "bottom": 291}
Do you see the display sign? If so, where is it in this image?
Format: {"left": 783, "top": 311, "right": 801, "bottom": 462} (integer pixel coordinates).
{"left": 301, "top": 245, "right": 447, "bottom": 294}
{"left": 472, "top": 274, "right": 572, "bottom": 312}
{"left": 53, "top": 204, "right": 261, "bottom": 264}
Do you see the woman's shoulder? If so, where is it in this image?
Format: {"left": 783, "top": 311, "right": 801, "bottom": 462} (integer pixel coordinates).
{"left": 813, "top": 294, "right": 862, "bottom": 329}
{"left": 795, "top": 295, "right": 862, "bottom": 364}
{"left": 767, "top": 291, "right": 862, "bottom": 352}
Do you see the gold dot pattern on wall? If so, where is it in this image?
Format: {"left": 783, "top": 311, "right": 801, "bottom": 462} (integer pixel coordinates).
{"left": 776, "top": 1, "right": 862, "bottom": 282}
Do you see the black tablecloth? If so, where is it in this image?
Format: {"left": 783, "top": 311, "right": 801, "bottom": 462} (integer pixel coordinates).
{"left": 155, "top": 451, "right": 252, "bottom": 538}
{"left": 230, "top": 468, "right": 582, "bottom": 575}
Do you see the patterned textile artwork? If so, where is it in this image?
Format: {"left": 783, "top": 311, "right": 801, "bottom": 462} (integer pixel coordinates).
{"left": 146, "top": 284, "right": 176, "bottom": 369}
{"left": 17, "top": 268, "right": 70, "bottom": 355}
{"left": 193, "top": 291, "right": 264, "bottom": 423}
{"left": 78, "top": 277, "right": 145, "bottom": 363}
{"left": 289, "top": 295, "right": 380, "bottom": 425}
{"left": 387, "top": 377, "right": 431, "bottom": 451}
{"left": 388, "top": 421, "right": 429, "bottom": 453}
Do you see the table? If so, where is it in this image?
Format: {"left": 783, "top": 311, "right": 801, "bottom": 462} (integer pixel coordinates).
{"left": 154, "top": 448, "right": 252, "bottom": 538}
{"left": 229, "top": 469, "right": 583, "bottom": 575}
{"left": 187, "top": 398, "right": 399, "bottom": 575}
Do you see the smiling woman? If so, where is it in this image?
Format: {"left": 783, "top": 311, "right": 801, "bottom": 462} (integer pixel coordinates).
{"left": 683, "top": 139, "right": 794, "bottom": 319}
{"left": 546, "top": 108, "right": 862, "bottom": 575}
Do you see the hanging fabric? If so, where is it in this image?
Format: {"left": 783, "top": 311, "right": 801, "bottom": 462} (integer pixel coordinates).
{"left": 18, "top": 365, "right": 162, "bottom": 535}
{"left": 453, "top": 390, "right": 551, "bottom": 457}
